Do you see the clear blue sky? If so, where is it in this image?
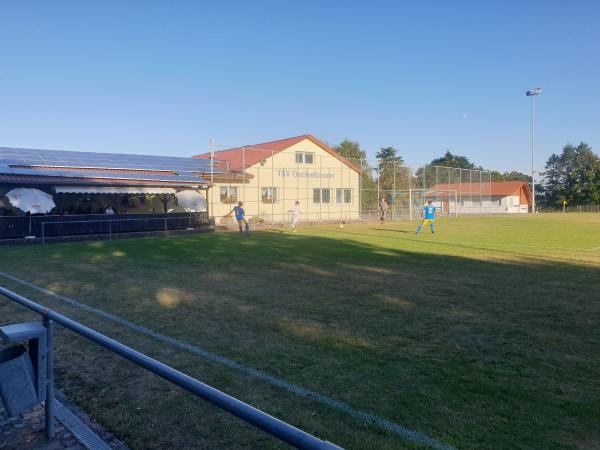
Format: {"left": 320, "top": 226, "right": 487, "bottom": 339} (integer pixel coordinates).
{"left": 1, "top": 1, "right": 598, "bottom": 172}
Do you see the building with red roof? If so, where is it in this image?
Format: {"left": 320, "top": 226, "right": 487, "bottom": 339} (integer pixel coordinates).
{"left": 194, "top": 135, "right": 361, "bottom": 223}
{"left": 429, "top": 181, "right": 532, "bottom": 213}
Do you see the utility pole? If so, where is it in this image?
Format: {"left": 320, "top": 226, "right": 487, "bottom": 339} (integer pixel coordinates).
{"left": 526, "top": 87, "right": 542, "bottom": 213}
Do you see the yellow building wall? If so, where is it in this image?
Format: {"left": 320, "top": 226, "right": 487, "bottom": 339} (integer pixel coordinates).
{"left": 209, "top": 139, "right": 360, "bottom": 223}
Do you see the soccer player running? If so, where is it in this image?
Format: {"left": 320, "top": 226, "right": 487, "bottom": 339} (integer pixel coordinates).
{"left": 416, "top": 200, "right": 437, "bottom": 234}
{"left": 378, "top": 197, "right": 388, "bottom": 225}
{"left": 288, "top": 201, "right": 302, "bottom": 232}
{"left": 228, "top": 201, "right": 250, "bottom": 235}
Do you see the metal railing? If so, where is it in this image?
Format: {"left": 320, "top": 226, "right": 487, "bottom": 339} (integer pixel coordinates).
{"left": 40, "top": 215, "right": 209, "bottom": 244}
{"left": 0, "top": 212, "right": 210, "bottom": 241}
{"left": 0, "top": 286, "right": 342, "bottom": 449}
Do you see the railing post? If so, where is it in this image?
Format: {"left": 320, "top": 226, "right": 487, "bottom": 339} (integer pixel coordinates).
{"left": 42, "top": 223, "right": 45, "bottom": 246}
{"left": 43, "top": 316, "right": 55, "bottom": 439}
{"left": 109, "top": 220, "right": 112, "bottom": 240}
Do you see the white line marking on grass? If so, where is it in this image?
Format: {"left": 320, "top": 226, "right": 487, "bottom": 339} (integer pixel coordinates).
{"left": 0, "top": 271, "right": 455, "bottom": 450}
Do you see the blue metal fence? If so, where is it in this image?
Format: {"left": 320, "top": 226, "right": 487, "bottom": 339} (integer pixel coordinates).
{"left": 0, "top": 287, "right": 343, "bottom": 449}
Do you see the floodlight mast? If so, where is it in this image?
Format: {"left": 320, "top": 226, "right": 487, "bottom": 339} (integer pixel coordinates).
{"left": 526, "top": 87, "right": 542, "bottom": 213}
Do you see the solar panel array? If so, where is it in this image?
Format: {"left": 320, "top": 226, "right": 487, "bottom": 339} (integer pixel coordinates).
{"left": 0, "top": 147, "right": 221, "bottom": 184}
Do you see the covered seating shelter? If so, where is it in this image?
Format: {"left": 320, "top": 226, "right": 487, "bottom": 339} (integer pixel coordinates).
{"left": 0, "top": 147, "right": 220, "bottom": 240}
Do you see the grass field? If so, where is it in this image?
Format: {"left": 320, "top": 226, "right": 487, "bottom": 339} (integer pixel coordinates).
{"left": 0, "top": 214, "right": 599, "bottom": 449}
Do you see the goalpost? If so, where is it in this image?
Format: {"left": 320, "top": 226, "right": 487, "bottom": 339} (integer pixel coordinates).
{"left": 394, "top": 189, "right": 458, "bottom": 220}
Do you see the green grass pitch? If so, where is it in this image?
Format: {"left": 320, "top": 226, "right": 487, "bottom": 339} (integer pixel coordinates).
{"left": 0, "top": 214, "right": 598, "bottom": 449}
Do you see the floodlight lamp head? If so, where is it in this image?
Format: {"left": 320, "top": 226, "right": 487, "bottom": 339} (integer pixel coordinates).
{"left": 526, "top": 87, "right": 542, "bottom": 96}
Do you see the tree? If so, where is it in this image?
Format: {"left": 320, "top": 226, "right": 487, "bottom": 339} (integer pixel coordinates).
{"left": 541, "top": 142, "right": 600, "bottom": 207}
{"left": 490, "top": 171, "right": 531, "bottom": 182}
{"left": 375, "top": 146, "right": 403, "bottom": 164}
{"left": 333, "top": 139, "right": 367, "bottom": 164}
{"left": 430, "top": 150, "right": 476, "bottom": 169}
{"left": 502, "top": 171, "right": 531, "bottom": 182}
{"left": 375, "top": 146, "right": 406, "bottom": 197}
{"left": 332, "top": 139, "right": 378, "bottom": 211}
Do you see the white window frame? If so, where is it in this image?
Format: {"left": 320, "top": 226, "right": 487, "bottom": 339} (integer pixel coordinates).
{"left": 220, "top": 186, "right": 238, "bottom": 203}
{"left": 295, "top": 151, "right": 315, "bottom": 164}
{"left": 313, "top": 188, "right": 331, "bottom": 204}
{"left": 261, "top": 187, "right": 278, "bottom": 203}
{"left": 336, "top": 188, "right": 352, "bottom": 204}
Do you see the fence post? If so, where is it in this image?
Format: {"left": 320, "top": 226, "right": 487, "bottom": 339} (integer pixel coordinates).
{"left": 43, "top": 316, "right": 55, "bottom": 439}
{"left": 164, "top": 217, "right": 168, "bottom": 233}
{"left": 42, "top": 223, "right": 45, "bottom": 246}
{"left": 392, "top": 162, "right": 396, "bottom": 221}
{"left": 408, "top": 168, "right": 412, "bottom": 221}
{"left": 109, "top": 220, "right": 112, "bottom": 240}
{"left": 455, "top": 190, "right": 458, "bottom": 218}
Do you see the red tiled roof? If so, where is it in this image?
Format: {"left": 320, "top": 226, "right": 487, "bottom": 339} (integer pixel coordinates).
{"left": 194, "top": 134, "right": 361, "bottom": 173}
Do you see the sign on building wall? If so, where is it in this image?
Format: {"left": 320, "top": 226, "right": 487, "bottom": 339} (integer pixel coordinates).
{"left": 277, "top": 170, "right": 335, "bottom": 179}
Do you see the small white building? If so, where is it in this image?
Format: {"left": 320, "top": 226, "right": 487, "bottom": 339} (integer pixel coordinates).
{"left": 431, "top": 181, "right": 533, "bottom": 214}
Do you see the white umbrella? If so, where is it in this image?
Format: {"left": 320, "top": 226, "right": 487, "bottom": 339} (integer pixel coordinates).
{"left": 5, "top": 188, "right": 56, "bottom": 236}
{"left": 175, "top": 190, "right": 207, "bottom": 212}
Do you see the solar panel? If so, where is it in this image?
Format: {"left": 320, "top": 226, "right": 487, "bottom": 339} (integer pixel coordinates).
{"left": 6, "top": 167, "right": 207, "bottom": 183}
{"left": 0, "top": 147, "right": 221, "bottom": 175}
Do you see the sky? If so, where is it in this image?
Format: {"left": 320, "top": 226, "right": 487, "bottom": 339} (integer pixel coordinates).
{"left": 0, "top": 1, "right": 598, "bottom": 173}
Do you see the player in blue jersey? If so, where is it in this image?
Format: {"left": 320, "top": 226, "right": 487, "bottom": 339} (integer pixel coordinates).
{"left": 416, "top": 200, "right": 437, "bottom": 234}
{"left": 228, "top": 201, "right": 250, "bottom": 235}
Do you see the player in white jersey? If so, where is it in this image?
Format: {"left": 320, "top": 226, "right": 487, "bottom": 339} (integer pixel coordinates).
{"left": 288, "top": 201, "right": 302, "bottom": 232}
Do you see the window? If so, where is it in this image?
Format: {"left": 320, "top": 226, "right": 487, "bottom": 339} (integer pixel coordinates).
{"left": 336, "top": 189, "right": 352, "bottom": 204}
{"left": 313, "top": 188, "right": 331, "bottom": 204}
{"left": 261, "top": 187, "right": 278, "bottom": 203}
{"left": 220, "top": 186, "right": 238, "bottom": 203}
{"left": 295, "top": 152, "right": 314, "bottom": 164}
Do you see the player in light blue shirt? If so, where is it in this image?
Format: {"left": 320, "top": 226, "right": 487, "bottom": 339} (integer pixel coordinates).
{"left": 228, "top": 201, "right": 250, "bottom": 235}
{"left": 416, "top": 200, "right": 437, "bottom": 234}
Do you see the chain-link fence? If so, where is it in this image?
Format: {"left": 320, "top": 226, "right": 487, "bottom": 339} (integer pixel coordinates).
{"left": 537, "top": 202, "right": 600, "bottom": 213}
{"left": 357, "top": 161, "right": 494, "bottom": 220}
{"left": 206, "top": 147, "right": 497, "bottom": 225}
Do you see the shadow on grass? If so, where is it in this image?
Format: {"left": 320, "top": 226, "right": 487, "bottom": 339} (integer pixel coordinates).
{"left": 1, "top": 230, "right": 599, "bottom": 450}
{"left": 367, "top": 228, "right": 414, "bottom": 233}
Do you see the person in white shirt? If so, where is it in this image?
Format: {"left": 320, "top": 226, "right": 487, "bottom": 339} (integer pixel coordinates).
{"left": 288, "top": 201, "right": 302, "bottom": 232}
{"left": 105, "top": 206, "right": 115, "bottom": 215}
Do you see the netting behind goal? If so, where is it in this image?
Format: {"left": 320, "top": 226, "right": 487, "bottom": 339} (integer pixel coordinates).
{"left": 358, "top": 162, "right": 492, "bottom": 220}
{"left": 394, "top": 189, "right": 458, "bottom": 219}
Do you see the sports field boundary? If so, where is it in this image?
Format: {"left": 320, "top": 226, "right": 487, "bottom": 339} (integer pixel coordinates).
{"left": 0, "top": 271, "right": 455, "bottom": 450}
